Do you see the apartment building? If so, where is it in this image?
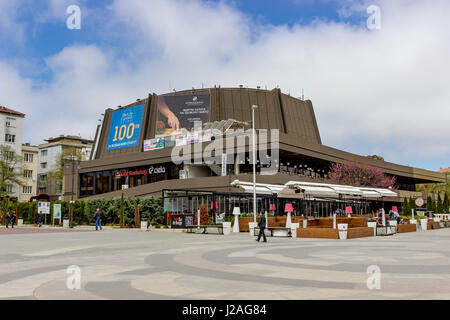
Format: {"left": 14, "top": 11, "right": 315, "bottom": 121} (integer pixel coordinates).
{"left": 38, "top": 135, "right": 93, "bottom": 200}
{"left": 19, "top": 143, "right": 38, "bottom": 202}
{"left": 0, "top": 106, "right": 25, "bottom": 199}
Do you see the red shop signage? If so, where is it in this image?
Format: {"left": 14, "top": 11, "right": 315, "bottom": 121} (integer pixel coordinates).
{"left": 119, "top": 169, "right": 148, "bottom": 177}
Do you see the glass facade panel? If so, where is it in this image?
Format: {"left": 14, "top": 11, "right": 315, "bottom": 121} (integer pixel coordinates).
{"left": 80, "top": 163, "right": 181, "bottom": 198}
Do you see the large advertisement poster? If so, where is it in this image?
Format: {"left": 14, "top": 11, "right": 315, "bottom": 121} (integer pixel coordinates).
{"left": 106, "top": 104, "right": 145, "bottom": 151}
{"left": 155, "top": 93, "right": 211, "bottom": 138}
{"left": 143, "top": 137, "right": 165, "bottom": 151}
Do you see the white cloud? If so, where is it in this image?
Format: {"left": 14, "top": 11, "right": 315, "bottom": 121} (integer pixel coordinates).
{"left": 0, "top": 0, "right": 449, "bottom": 170}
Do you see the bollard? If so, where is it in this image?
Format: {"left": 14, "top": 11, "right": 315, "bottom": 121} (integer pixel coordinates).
{"left": 248, "top": 222, "right": 257, "bottom": 237}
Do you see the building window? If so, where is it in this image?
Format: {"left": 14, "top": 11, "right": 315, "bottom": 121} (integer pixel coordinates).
{"left": 8, "top": 167, "right": 14, "bottom": 173}
{"left": 22, "top": 186, "right": 32, "bottom": 194}
{"left": 41, "top": 162, "right": 47, "bottom": 169}
{"left": 6, "top": 117, "right": 16, "bottom": 127}
{"left": 39, "top": 187, "right": 47, "bottom": 194}
{"left": 24, "top": 153, "right": 34, "bottom": 162}
{"left": 40, "top": 150, "right": 48, "bottom": 157}
{"left": 40, "top": 175, "right": 47, "bottom": 182}
{"left": 24, "top": 170, "right": 33, "bottom": 178}
{"left": 5, "top": 134, "right": 16, "bottom": 143}
{"left": 6, "top": 185, "right": 13, "bottom": 193}
{"left": 4, "top": 151, "right": 14, "bottom": 161}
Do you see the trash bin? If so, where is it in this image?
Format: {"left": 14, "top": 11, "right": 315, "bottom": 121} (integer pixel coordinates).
{"left": 338, "top": 224, "right": 348, "bottom": 240}
{"left": 290, "top": 223, "right": 299, "bottom": 238}
{"left": 18, "top": 218, "right": 23, "bottom": 227}
{"left": 63, "top": 218, "right": 70, "bottom": 228}
{"left": 141, "top": 220, "right": 148, "bottom": 231}
{"left": 223, "top": 222, "right": 232, "bottom": 235}
{"left": 420, "top": 219, "right": 427, "bottom": 231}
{"left": 367, "top": 222, "right": 377, "bottom": 236}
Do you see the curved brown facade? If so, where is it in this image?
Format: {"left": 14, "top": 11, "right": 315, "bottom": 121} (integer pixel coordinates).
{"left": 94, "top": 87, "right": 322, "bottom": 160}
{"left": 64, "top": 87, "right": 445, "bottom": 201}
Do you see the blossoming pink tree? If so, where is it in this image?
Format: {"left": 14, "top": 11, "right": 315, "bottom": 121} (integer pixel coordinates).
{"left": 328, "top": 161, "right": 396, "bottom": 188}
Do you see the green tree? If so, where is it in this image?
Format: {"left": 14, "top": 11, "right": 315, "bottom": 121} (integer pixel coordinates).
{"left": 431, "top": 194, "right": 437, "bottom": 213}
{"left": 436, "top": 193, "right": 444, "bottom": 213}
{"left": 444, "top": 193, "right": 449, "bottom": 213}
{"left": 402, "top": 197, "right": 410, "bottom": 216}
{"left": 409, "top": 197, "right": 416, "bottom": 214}
{"left": 53, "top": 147, "right": 83, "bottom": 196}
{"left": 426, "top": 195, "right": 433, "bottom": 212}
{"left": 0, "top": 145, "right": 23, "bottom": 199}
{"left": 120, "top": 193, "right": 125, "bottom": 227}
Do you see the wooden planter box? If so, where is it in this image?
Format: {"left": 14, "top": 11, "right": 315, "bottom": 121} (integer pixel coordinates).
{"left": 297, "top": 226, "right": 374, "bottom": 239}
{"left": 238, "top": 216, "right": 292, "bottom": 232}
{"left": 307, "top": 217, "right": 367, "bottom": 228}
{"left": 428, "top": 222, "right": 441, "bottom": 230}
{"left": 297, "top": 228, "right": 339, "bottom": 239}
{"left": 397, "top": 224, "right": 417, "bottom": 233}
{"left": 347, "top": 227, "right": 374, "bottom": 239}
{"left": 238, "top": 217, "right": 254, "bottom": 232}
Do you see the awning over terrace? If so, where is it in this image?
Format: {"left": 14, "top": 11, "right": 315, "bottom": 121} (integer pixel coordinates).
{"left": 231, "top": 180, "right": 397, "bottom": 199}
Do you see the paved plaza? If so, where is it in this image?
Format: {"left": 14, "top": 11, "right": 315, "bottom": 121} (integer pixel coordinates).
{"left": 0, "top": 226, "right": 449, "bottom": 299}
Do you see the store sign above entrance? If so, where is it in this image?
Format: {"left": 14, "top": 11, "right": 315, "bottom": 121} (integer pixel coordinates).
{"left": 106, "top": 104, "right": 145, "bottom": 151}
{"left": 118, "top": 166, "right": 166, "bottom": 177}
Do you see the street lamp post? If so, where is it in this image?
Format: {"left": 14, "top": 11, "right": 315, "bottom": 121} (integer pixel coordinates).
{"left": 70, "top": 155, "right": 75, "bottom": 228}
{"left": 252, "top": 105, "right": 258, "bottom": 223}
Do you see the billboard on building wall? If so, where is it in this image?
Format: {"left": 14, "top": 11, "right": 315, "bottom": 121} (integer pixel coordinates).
{"left": 155, "top": 93, "right": 211, "bottom": 139}
{"left": 106, "top": 104, "right": 145, "bottom": 151}
{"left": 143, "top": 137, "right": 165, "bottom": 151}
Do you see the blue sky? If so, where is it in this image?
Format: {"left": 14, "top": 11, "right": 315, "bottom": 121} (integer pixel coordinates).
{"left": 0, "top": 0, "right": 449, "bottom": 172}
{"left": 4, "top": 0, "right": 368, "bottom": 82}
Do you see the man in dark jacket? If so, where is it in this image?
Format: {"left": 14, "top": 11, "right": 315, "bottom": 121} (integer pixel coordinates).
{"left": 94, "top": 208, "right": 103, "bottom": 231}
{"left": 38, "top": 212, "right": 43, "bottom": 227}
{"left": 10, "top": 213, "right": 16, "bottom": 229}
{"left": 256, "top": 210, "right": 267, "bottom": 243}
{"left": 5, "top": 212, "right": 10, "bottom": 228}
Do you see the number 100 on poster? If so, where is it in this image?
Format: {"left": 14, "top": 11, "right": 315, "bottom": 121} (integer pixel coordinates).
{"left": 106, "top": 104, "right": 145, "bottom": 150}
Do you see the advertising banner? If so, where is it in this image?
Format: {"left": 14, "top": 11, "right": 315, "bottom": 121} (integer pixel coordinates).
{"left": 143, "top": 138, "right": 165, "bottom": 151}
{"left": 53, "top": 204, "right": 61, "bottom": 219}
{"left": 171, "top": 214, "right": 195, "bottom": 229}
{"left": 155, "top": 93, "right": 211, "bottom": 139}
{"left": 106, "top": 104, "right": 145, "bottom": 151}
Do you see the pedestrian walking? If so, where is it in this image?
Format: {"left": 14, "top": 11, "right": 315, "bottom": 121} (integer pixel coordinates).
{"left": 5, "top": 212, "right": 11, "bottom": 229}
{"left": 256, "top": 210, "right": 267, "bottom": 243}
{"left": 38, "top": 212, "right": 43, "bottom": 227}
{"left": 10, "top": 213, "right": 16, "bottom": 229}
{"left": 94, "top": 208, "right": 103, "bottom": 231}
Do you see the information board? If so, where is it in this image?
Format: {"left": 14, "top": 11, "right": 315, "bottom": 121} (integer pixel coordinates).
{"left": 38, "top": 202, "right": 50, "bottom": 215}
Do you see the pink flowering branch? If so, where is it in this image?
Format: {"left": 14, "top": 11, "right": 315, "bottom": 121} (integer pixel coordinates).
{"left": 328, "top": 161, "right": 396, "bottom": 188}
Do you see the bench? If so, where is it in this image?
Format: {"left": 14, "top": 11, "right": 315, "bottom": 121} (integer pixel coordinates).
{"left": 186, "top": 225, "right": 224, "bottom": 234}
{"left": 254, "top": 227, "right": 291, "bottom": 237}
{"left": 267, "top": 227, "right": 291, "bottom": 237}
{"left": 376, "top": 226, "right": 396, "bottom": 236}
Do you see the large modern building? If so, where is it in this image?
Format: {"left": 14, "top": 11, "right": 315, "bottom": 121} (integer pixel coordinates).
{"left": 64, "top": 87, "right": 445, "bottom": 217}
{"left": 0, "top": 106, "right": 25, "bottom": 199}
{"left": 39, "top": 135, "right": 93, "bottom": 200}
